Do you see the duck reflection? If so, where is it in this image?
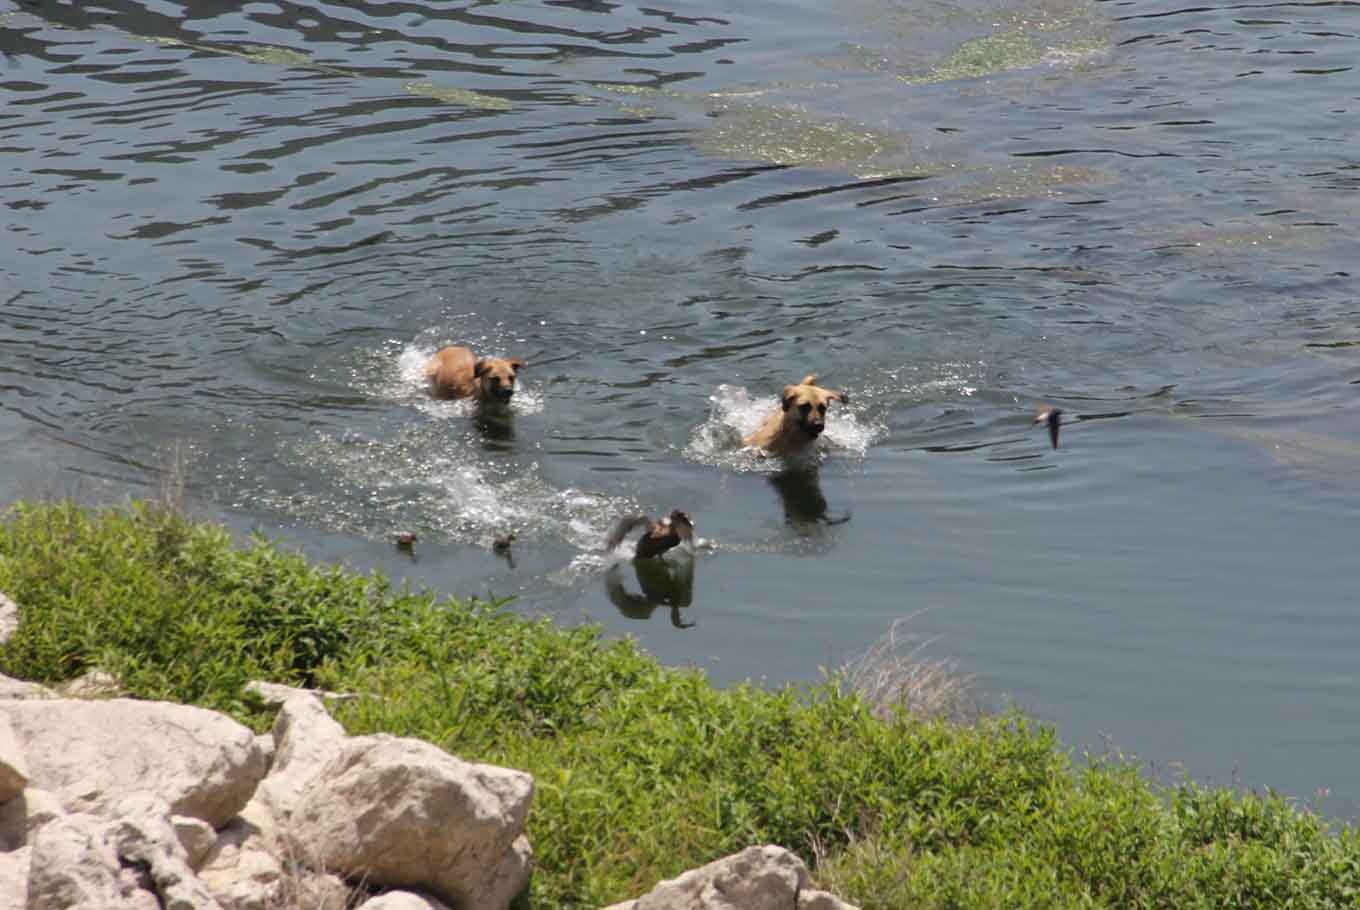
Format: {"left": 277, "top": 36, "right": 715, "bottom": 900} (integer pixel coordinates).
{"left": 605, "top": 557, "right": 696, "bottom": 629}
{"left": 767, "top": 466, "right": 850, "bottom": 533}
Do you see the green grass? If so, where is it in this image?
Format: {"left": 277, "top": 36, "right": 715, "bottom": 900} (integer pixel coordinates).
{"left": 1, "top": 499, "right": 1357, "bottom": 909}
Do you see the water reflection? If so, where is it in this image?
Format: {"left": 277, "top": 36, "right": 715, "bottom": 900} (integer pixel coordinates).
{"left": 473, "top": 407, "right": 516, "bottom": 451}
{"left": 604, "top": 558, "right": 696, "bottom": 629}
{"left": 767, "top": 465, "right": 850, "bottom": 533}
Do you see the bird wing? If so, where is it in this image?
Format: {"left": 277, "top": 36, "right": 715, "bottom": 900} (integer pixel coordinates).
{"left": 604, "top": 514, "right": 651, "bottom": 552}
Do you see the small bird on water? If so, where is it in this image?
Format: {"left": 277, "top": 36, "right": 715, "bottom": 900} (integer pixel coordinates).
{"left": 1034, "top": 406, "right": 1063, "bottom": 449}
{"left": 605, "top": 509, "right": 695, "bottom": 560}
{"left": 492, "top": 532, "right": 516, "bottom": 555}
{"left": 393, "top": 531, "right": 418, "bottom": 550}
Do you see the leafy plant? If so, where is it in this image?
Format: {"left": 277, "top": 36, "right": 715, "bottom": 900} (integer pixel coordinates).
{"left": 1, "top": 499, "right": 1357, "bottom": 909}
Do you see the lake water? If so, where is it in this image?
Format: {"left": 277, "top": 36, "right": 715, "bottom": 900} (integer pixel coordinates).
{"left": 2, "top": 0, "right": 1359, "bottom": 820}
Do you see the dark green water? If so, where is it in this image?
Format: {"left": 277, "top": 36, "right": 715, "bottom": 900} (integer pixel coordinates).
{"left": 2, "top": 0, "right": 1359, "bottom": 819}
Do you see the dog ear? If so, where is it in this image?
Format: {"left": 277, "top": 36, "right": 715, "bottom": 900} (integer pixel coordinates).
{"left": 798, "top": 373, "right": 818, "bottom": 387}
{"left": 781, "top": 385, "right": 800, "bottom": 411}
{"left": 508, "top": 358, "right": 526, "bottom": 372}
{"left": 474, "top": 360, "right": 489, "bottom": 378}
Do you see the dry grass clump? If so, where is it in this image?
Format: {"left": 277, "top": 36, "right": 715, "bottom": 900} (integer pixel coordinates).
{"left": 842, "top": 615, "right": 981, "bottom": 725}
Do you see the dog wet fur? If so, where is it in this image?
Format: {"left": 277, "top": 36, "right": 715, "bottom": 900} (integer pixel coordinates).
{"left": 424, "top": 345, "right": 527, "bottom": 403}
{"left": 743, "top": 373, "right": 849, "bottom": 456}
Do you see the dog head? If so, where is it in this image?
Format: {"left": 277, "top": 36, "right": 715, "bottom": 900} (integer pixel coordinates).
{"left": 780, "top": 374, "right": 848, "bottom": 440}
{"left": 473, "top": 357, "right": 526, "bottom": 402}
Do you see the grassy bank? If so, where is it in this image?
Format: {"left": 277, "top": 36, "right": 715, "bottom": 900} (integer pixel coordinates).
{"left": 1, "top": 500, "right": 1357, "bottom": 909}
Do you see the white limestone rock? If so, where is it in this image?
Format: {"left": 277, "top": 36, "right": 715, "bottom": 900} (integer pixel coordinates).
{"left": 0, "top": 845, "right": 30, "bottom": 910}
{"left": 800, "top": 889, "right": 859, "bottom": 910}
{"left": 288, "top": 734, "right": 534, "bottom": 910}
{"left": 57, "top": 669, "right": 123, "bottom": 699}
{"left": 107, "top": 793, "right": 223, "bottom": 910}
{"left": 360, "top": 891, "right": 453, "bottom": 910}
{"left": 621, "top": 845, "right": 860, "bottom": 910}
{"left": 244, "top": 680, "right": 357, "bottom": 707}
{"left": 0, "top": 592, "right": 17, "bottom": 646}
{"left": 0, "top": 786, "right": 64, "bottom": 851}
{"left": 249, "top": 690, "right": 347, "bottom": 824}
{"left": 283, "top": 870, "right": 353, "bottom": 910}
{"left": 197, "top": 816, "right": 285, "bottom": 910}
{"left": 24, "top": 812, "right": 159, "bottom": 910}
{"left": 253, "top": 733, "right": 275, "bottom": 776}
{"left": 171, "top": 815, "right": 217, "bottom": 871}
{"left": 0, "top": 698, "right": 267, "bottom": 828}
{"left": 0, "top": 675, "right": 54, "bottom": 701}
{"left": 0, "top": 711, "right": 29, "bottom": 804}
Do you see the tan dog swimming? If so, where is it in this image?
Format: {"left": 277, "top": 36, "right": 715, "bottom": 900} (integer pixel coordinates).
{"left": 743, "top": 373, "right": 848, "bottom": 456}
{"left": 424, "top": 346, "right": 526, "bottom": 403}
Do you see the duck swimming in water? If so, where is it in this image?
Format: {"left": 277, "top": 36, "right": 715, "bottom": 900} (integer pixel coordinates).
{"left": 1034, "top": 406, "right": 1062, "bottom": 449}
{"left": 605, "top": 509, "right": 695, "bottom": 560}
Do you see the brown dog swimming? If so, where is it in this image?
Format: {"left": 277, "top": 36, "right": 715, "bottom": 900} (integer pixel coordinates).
{"left": 424, "top": 345, "right": 526, "bottom": 403}
{"left": 605, "top": 509, "right": 695, "bottom": 559}
{"left": 743, "top": 374, "right": 849, "bottom": 456}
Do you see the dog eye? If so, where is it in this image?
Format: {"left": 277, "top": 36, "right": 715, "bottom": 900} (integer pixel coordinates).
{"left": 799, "top": 403, "right": 812, "bottom": 414}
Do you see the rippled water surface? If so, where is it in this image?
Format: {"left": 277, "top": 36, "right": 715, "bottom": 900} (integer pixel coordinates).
{"left": 3, "top": 0, "right": 1359, "bottom": 817}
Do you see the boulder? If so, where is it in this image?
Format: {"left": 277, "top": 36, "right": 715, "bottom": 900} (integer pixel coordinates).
{"left": 0, "top": 591, "right": 17, "bottom": 646}
{"left": 57, "top": 669, "right": 123, "bottom": 699}
{"left": 801, "top": 889, "right": 859, "bottom": 910}
{"left": 0, "top": 699, "right": 267, "bottom": 828}
{"left": 171, "top": 815, "right": 217, "bottom": 871}
{"left": 0, "top": 674, "right": 54, "bottom": 701}
{"left": 361, "top": 891, "right": 453, "bottom": 910}
{"left": 283, "top": 870, "right": 353, "bottom": 910}
{"left": 617, "top": 845, "right": 860, "bottom": 910}
{"left": 249, "top": 690, "right": 347, "bottom": 824}
{"left": 25, "top": 812, "right": 159, "bottom": 910}
{"left": 0, "top": 710, "right": 29, "bottom": 804}
{"left": 244, "top": 680, "right": 357, "bottom": 707}
{"left": 107, "top": 793, "right": 223, "bottom": 910}
{"left": 197, "top": 816, "right": 285, "bottom": 910}
{"left": 0, "top": 845, "right": 30, "bottom": 910}
{"left": 253, "top": 734, "right": 275, "bottom": 776}
{"left": 288, "top": 734, "right": 534, "bottom": 910}
{"left": 0, "top": 786, "right": 64, "bottom": 851}
{"left": 197, "top": 815, "right": 349, "bottom": 910}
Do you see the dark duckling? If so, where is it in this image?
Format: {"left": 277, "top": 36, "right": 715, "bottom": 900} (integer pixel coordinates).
{"left": 1034, "top": 406, "right": 1062, "bottom": 449}
{"left": 492, "top": 532, "right": 516, "bottom": 555}
{"left": 605, "top": 509, "right": 695, "bottom": 560}
{"left": 393, "top": 531, "right": 418, "bottom": 551}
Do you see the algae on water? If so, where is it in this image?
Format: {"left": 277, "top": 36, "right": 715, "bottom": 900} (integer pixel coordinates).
{"left": 231, "top": 44, "right": 314, "bottom": 68}
{"left": 404, "top": 81, "right": 512, "bottom": 111}
{"left": 901, "top": 29, "right": 1109, "bottom": 84}
{"left": 696, "top": 103, "right": 923, "bottom": 178}
{"left": 911, "top": 31, "right": 1043, "bottom": 83}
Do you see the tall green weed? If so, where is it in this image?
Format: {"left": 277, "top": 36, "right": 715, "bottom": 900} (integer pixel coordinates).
{"left": 1, "top": 500, "right": 1357, "bottom": 909}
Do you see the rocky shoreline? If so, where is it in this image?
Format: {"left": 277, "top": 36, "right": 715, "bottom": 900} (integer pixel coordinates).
{"left": 0, "top": 592, "right": 856, "bottom": 910}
